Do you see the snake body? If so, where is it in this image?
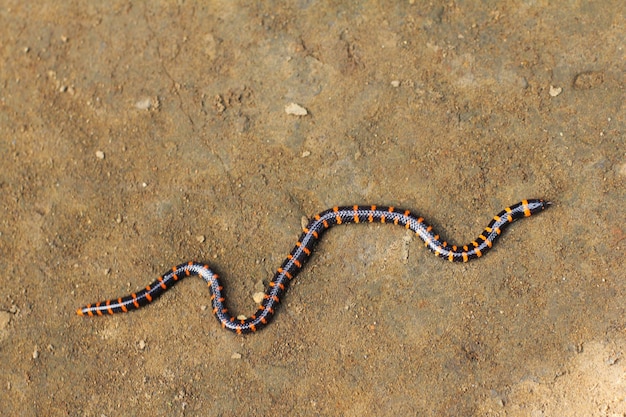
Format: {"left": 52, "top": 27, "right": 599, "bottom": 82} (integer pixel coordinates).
{"left": 77, "top": 199, "right": 550, "bottom": 334}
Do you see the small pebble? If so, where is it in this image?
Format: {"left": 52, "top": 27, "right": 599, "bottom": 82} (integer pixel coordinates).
{"left": 32, "top": 346, "right": 39, "bottom": 359}
{"left": 138, "top": 340, "right": 146, "bottom": 350}
{"left": 549, "top": 85, "right": 562, "bottom": 97}
{"left": 285, "top": 102, "right": 308, "bottom": 116}
{"left": 390, "top": 80, "right": 400, "bottom": 87}
{"left": 135, "top": 97, "right": 159, "bottom": 110}
{"left": 196, "top": 235, "right": 205, "bottom": 243}
{"left": 252, "top": 292, "right": 265, "bottom": 304}
{"left": 95, "top": 150, "right": 105, "bottom": 160}
{"left": 231, "top": 352, "right": 242, "bottom": 359}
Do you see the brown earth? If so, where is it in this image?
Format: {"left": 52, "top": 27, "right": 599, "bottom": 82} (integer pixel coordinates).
{"left": 0, "top": 2, "right": 624, "bottom": 416}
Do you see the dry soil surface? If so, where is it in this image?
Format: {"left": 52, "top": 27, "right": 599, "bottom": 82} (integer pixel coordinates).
{"left": 0, "top": 2, "right": 624, "bottom": 416}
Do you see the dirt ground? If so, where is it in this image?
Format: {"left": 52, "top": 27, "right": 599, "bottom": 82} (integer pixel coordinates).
{"left": 0, "top": 2, "right": 624, "bottom": 416}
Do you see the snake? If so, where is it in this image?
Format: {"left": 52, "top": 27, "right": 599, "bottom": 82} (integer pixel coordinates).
{"left": 77, "top": 199, "right": 550, "bottom": 334}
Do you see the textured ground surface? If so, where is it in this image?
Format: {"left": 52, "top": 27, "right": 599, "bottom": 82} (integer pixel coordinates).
{"left": 0, "top": 2, "right": 624, "bottom": 416}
